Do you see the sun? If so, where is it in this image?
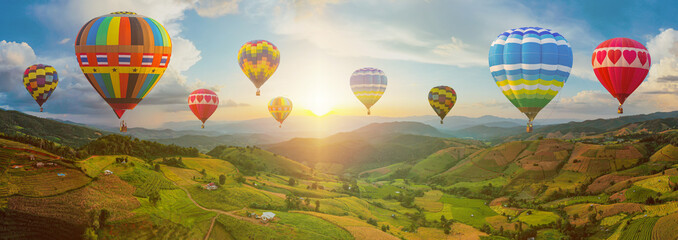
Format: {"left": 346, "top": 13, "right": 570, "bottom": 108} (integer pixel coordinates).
{"left": 309, "top": 96, "right": 333, "bottom": 117}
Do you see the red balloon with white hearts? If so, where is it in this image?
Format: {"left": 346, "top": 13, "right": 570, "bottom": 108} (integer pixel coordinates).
{"left": 591, "top": 38, "right": 651, "bottom": 114}
{"left": 188, "top": 89, "right": 219, "bottom": 128}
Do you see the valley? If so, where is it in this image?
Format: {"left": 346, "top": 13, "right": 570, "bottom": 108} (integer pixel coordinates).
{"left": 0, "top": 110, "right": 677, "bottom": 239}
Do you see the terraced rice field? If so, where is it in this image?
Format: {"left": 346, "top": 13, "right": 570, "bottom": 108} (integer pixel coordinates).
{"left": 601, "top": 213, "right": 627, "bottom": 226}
{"left": 636, "top": 201, "right": 678, "bottom": 219}
{"left": 414, "top": 190, "right": 444, "bottom": 212}
{"left": 161, "top": 165, "right": 200, "bottom": 186}
{"left": 652, "top": 212, "right": 678, "bottom": 240}
{"left": 6, "top": 168, "right": 91, "bottom": 197}
{"left": 296, "top": 211, "right": 399, "bottom": 240}
{"left": 634, "top": 176, "right": 672, "bottom": 193}
{"left": 619, "top": 217, "right": 658, "bottom": 240}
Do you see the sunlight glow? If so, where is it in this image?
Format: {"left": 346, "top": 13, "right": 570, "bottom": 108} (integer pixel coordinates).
{"left": 309, "top": 95, "right": 333, "bottom": 116}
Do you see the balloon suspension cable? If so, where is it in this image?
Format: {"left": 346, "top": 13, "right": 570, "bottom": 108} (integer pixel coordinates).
{"left": 256, "top": 88, "right": 261, "bottom": 96}
{"left": 618, "top": 104, "right": 623, "bottom": 114}
{"left": 40, "top": 107, "right": 43, "bottom": 112}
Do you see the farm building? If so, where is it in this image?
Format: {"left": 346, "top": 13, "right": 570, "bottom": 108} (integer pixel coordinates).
{"left": 104, "top": 170, "right": 113, "bottom": 175}
{"left": 203, "top": 182, "right": 218, "bottom": 190}
{"left": 11, "top": 165, "right": 23, "bottom": 169}
{"left": 261, "top": 212, "right": 276, "bottom": 221}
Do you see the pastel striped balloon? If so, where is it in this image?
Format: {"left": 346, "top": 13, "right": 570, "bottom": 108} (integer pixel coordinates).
{"left": 188, "top": 89, "right": 219, "bottom": 128}
{"left": 489, "top": 27, "right": 572, "bottom": 125}
{"left": 350, "top": 67, "right": 387, "bottom": 115}
{"left": 268, "top": 96, "right": 292, "bottom": 127}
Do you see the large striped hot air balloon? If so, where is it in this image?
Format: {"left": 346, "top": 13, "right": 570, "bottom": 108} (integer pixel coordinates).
{"left": 188, "top": 89, "right": 219, "bottom": 129}
{"left": 23, "top": 64, "right": 58, "bottom": 112}
{"left": 489, "top": 27, "right": 573, "bottom": 132}
{"left": 350, "top": 67, "right": 387, "bottom": 115}
{"left": 428, "top": 86, "right": 457, "bottom": 124}
{"left": 592, "top": 38, "right": 651, "bottom": 114}
{"left": 238, "top": 40, "right": 280, "bottom": 96}
{"left": 74, "top": 11, "right": 171, "bottom": 130}
{"left": 268, "top": 97, "right": 292, "bottom": 127}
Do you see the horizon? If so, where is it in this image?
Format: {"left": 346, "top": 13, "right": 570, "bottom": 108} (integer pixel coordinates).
{"left": 0, "top": 0, "right": 676, "bottom": 129}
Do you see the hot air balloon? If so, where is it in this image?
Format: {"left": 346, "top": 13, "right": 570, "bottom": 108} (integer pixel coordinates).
{"left": 428, "top": 86, "right": 457, "bottom": 124}
{"left": 592, "top": 38, "right": 651, "bottom": 114}
{"left": 489, "top": 27, "right": 572, "bottom": 133}
{"left": 23, "top": 64, "right": 58, "bottom": 112}
{"left": 350, "top": 67, "right": 387, "bottom": 115}
{"left": 188, "top": 89, "right": 219, "bottom": 128}
{"left": 268, "top": 96, "right": 292, "bottom": 127}
{"left": 238, "top": 40, "right": 280, "bottom": 96}
{"left": 74, "top": 11, "right": 172, "bottom": 131}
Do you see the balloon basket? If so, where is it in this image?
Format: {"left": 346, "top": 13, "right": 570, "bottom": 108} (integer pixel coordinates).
{"left": 256, "top": 89, "right": 261, "bottom": 96}
{"left": 440, "top": 120, "right": 443, "bottom": 124}
{"left": 618, "top": 106, "right": 623, "bottom": 114}
{"left": 201, "top": 124, "right": 205, "bottom": 129}
{"left": 40, "top": 107, "right": 43, "bottom": 112}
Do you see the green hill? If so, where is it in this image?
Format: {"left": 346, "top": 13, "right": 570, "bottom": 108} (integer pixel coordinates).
{"left": 207, "top": 145, "right": 313, "bottom": 178}
{"left": 150, "top": 133, "right": 282, "bottom": 152}
{"left": 0, "top": 108, "right": 109, "bottom": 147}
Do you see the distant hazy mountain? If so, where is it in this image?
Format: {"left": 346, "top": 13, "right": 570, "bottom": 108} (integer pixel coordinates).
{"left": 150, "top": 133, "right": 285, "bottom": 152}
{"left": 263, "top": 121, "right": 481, "bottom": 173}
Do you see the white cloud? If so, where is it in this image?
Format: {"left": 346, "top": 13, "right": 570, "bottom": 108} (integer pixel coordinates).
{"left": 638, "top": 28, "right": 678, "bottom": 110}
{"left": 0, "top": 40, "right": 36, "bottom": 91}
{"left": 194, "top": 0, "right": 240, "bottom": 18}
{"left": 58, "top": 38, "right": 71, "bottom": 44}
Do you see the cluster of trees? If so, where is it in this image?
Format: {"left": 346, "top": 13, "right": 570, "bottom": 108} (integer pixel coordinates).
{"left": 159, "top": 157, "right": 187, "bottom": 168}
{"left": 81, "top": 135, "right": 199, "bottom": 160}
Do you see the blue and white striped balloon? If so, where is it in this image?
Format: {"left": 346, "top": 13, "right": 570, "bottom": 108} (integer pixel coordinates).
{"left": 488, "top": 27, "right": 572, "bottom": 123}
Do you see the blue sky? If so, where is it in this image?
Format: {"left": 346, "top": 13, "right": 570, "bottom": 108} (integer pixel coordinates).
{"left": 0, "top": 0, "right": 676, "bottom": 128}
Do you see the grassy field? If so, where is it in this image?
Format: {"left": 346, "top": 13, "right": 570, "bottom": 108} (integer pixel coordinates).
{"left": 425, "top": 194, "right": 497, "bottom": 228}
{"left": 181, "top": 158, "right": 238, "bottom": 183}
{"left": 133, "top": 189, "right": 216, "bottom": 239}
{"left": 536, "top": 228, "right": 566, "bottom": 240}
{"left": 619, "top": 217, "right": 659, "bottom": 240}
{"left": 118, "top": 165, "right": 177, "bottom": 198}
{"left": 650, "top": 144, "right": 678, "bottom": 162}
{"left": 624, "top": 185, "right": 660, "bottom": 203}
{"left": 77, "top": 155, "right": 123, "bottom": 177}
{"left": 187, "top": 185, "right": 285, "bottom": 211}
{"left": 516, "top": 210, "right": 560, "bottom": 227}
{"left": 542, "top": 194, "right": 609, "bottom": 208}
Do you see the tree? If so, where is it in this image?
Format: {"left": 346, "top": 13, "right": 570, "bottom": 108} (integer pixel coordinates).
{"left": 82, "top": 227, "right": 98, "bottom": 240}
{"left": 149, "top": 190, "right": 161, "bottom": 206}
{"left": 315, "top": 200, "right": 320, "bottom": 212}
{"left": 201, "top": 169, "right": 206, "bottom": 175}
{"left": 304, "top": 198, "right": 311, "bottom": 206}
{"left": 288, "top": 178, "right": 296, "bottom": 186}
{"left": 219, "top": 174, "right": 226, "bottom": 185}
{"left": 99, "top": 209, "right": 110, "bottom": 228}
{"left": 154, "top": 163, "right": 160, "bottom": 171}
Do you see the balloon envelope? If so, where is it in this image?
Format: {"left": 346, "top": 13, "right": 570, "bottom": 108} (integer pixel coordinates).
{"left": 23, "top": 64, "right": 58, "bottom": 112}
{"left": 350, "top": 67, "right": 387, "bottom": 115}
{"left": 74, "top": 11, "right": 172, "bottom": 119}
{"left": 428, "top": 86, "right": 457, "bottom": 124}
{"left": 489, "top": 27, "right": 572, "bottom": 122}
{"left": 268, "top": 96, "right": 292, "bottom": 127}
{"left": 188, "top": 89, "right": 219, "bottom": 128}
{"left": 238, "top": 40, "right": 280, "bottom": 96}
{"left": 592, "top": 37, "right": 651, "bottom": 113}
